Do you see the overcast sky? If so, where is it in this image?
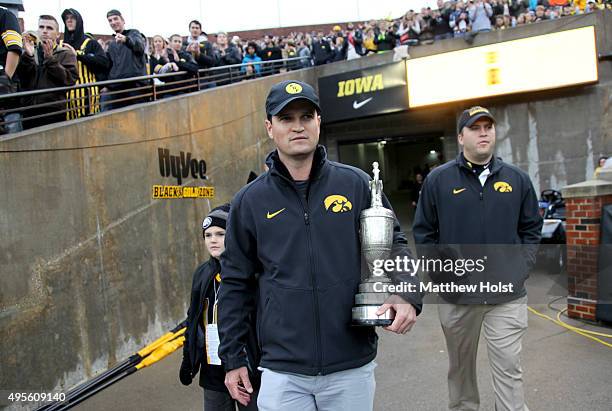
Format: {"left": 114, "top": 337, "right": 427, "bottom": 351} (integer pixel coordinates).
{"left": 20, "top": 0, "right": 437, "bottom": 37}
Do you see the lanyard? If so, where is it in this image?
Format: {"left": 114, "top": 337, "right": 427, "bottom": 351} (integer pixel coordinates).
{"left": 212, "top": 276, "right": 220, "bottom": 324}
{"left": 202, "top": 274, "right": 221, "bottom": 326}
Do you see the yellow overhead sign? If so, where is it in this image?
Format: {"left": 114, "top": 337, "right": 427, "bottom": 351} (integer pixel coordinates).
{"left": 406, "top": 26, "right": 598, "bottom": 108}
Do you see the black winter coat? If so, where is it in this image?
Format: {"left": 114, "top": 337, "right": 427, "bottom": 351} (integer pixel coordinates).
{"left": 413, "top": 153, "right": 542, "bottom": 304}
{"left": 183, "top": 257, "right": 260, "bottom": 391}
{"left": 219, "top": 146, "right": 422, "bottom": 376}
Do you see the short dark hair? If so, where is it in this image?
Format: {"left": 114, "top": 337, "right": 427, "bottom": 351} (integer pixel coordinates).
{"left": 189, "top": 20, "right": 202, "bottom": 30}
{"left": 169, "top": 34, "right": 182, "bottom": 42}
{"left": 39, "top": 15, "right": 59, "bottom": 30}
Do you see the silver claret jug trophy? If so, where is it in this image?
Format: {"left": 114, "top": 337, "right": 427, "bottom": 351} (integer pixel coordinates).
{"left": 352, "top": 162, "right": 396, "bottom": 326}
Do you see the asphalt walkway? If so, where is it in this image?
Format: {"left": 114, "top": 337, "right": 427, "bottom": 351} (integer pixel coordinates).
{"left": 74, "top": 269, "right": 612, "bottom": 411}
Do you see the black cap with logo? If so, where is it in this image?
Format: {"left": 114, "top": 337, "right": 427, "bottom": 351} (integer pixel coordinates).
{"left": 265, "top": 80, "right": 321, "bottom": 117}
{"left": 457, "top": 106, "right": 496, "bottom": 134}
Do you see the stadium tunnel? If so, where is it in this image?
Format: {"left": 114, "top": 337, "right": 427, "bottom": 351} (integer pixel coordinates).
{"left": 316, "top": 11, "right": 611, "bottom": 229}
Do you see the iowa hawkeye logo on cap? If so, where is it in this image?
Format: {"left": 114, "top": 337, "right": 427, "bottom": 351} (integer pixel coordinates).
{"left": 285, "top": 83, "right": 303, "bottom": 94}
{"left": 324, "top": 195, "right": 352, "bottom": 213}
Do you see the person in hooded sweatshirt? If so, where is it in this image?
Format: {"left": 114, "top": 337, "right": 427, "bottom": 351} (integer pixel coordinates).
{"left": 61, "top": 8, "right": 110, "bottom": 119}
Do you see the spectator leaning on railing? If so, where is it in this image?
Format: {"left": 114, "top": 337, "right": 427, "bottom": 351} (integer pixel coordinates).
{"left": 311, "top": 33, "right": 333, "bottom": 66}
{"left": 184, "top": 20, "right": 217, "bottom": 88}
{"left": 165, "top": 33, "right": 199, "bottom": 94}
{"left": 0, "top": 6, "right": 22, "bottom": 134}
{"left": 469, "top": 0, "right": 494, "bottom": 32}
{"left": 297, "top": 38, "right": 313, "bottom": 67}
{"left": 149, "top": 35, "right": 169, "bottom": 74}
{"left": 215, "top": 32, "right": 242, "bottom": 66}
{"left": 432, "top": 0, "right": 454, "bottom": 40}
{"left": 18, "top": 15, "right": 77, "bottom": 129}
{"left": 184, "top": 20, "right": 217, "bottom": 70}
{"left": 240, "top": 41, "right": 261, "bottom": 79}
{"left": 168, "top": 34, "right": 199, "bottom": 75}
{"left": 104, "top": 9, "right": 147, "bottom": 111}
{"left": 214, "top": 31, "right": 242, "bottom": 85}
{"left": 260, "top": 35, "right": 283, "bottom": 74}
{"left": 373, "top": 20, "right": 397, "bottom": 52}
{"left": 61, "top": 8, "right": 110, "bottom": 120}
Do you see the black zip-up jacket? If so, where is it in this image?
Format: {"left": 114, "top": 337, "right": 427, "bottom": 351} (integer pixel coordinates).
{"left": 413, "top": 153, "right": 542, "bottom": 304}
{"left": 311, "top": 38, "right": 333, "bottom": 66}
{"left": 183, "top": 257, "right": 260, "bottom": 391}
{"left": 219, "top": 146, "right": 422, "bottom": 376}
{"left": 106, "top": 28, "right": 147, "bottom": 84}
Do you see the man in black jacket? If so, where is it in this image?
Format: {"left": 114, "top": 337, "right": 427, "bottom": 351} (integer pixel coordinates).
{"left": 214, "top": 31, "right": 242, "bottom": 86}
{"left": 259, "top": 35, "right": 282, "bottom": 75}
{"left": 219, "top": 80, "right": 422, "bottom": 410}
{"left": 431, "top": 1, "right": 454, "bottom": 40}
{"left": 184, "top": 20, "right": 218, "bottom": 88}
{"left": 311, "top": 34, "right": 333, "bottom": 66}
{"left": 62, "top": 8, "right": 110, "bottom": 119}
{"left": 104, "top": 9, "right": 147, "bottom": 110}
{"left": 413, "top": 106, "right": 542, "bottom": 411}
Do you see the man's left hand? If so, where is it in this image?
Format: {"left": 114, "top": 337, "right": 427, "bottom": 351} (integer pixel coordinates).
{"left": 42, "top": 39, "right": 54, "bottom": 59}
{"left": 376, "top": 295, "right": 417, "bottom": 334}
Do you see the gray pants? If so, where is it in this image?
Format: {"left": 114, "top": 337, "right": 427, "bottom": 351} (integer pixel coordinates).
{"left": 257, "top": 361, "right": 376, "bottom": 411}
{"left": 438, "top": 295, "right": 529, "bottom": 411}
{"left": 204, "top": 388, "right": 259, "bottom": 411}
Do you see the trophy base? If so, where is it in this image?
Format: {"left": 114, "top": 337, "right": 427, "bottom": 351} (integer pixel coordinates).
{"left": 351, "top": 305, "right": 394, "bottom": 327}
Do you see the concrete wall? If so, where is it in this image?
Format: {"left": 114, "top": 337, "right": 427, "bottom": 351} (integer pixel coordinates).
{"left": 0, "top": 71, "right": 315, "bottom": 395}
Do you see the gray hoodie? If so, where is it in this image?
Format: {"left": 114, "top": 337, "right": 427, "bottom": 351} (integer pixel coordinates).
{"left": 469, "top": 2, "right": 493, "bottom": 32}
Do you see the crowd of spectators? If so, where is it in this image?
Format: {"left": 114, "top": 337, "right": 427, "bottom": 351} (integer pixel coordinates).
{"left": 0, "top": 0, "right": 610, "bottom": 133}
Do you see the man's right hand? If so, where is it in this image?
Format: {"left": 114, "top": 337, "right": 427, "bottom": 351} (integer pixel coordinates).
{"left": 224, "top": 366, "right": 253, "bottom": 406}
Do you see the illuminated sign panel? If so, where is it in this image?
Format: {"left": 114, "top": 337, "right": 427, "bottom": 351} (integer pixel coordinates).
{"left": 406, "top": 26, "right": 598, "bottom": 108}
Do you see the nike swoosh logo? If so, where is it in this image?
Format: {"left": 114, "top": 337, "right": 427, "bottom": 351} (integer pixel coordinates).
{"left": 266, "top": 208, "right": 286, "bottom": 219}
{"left": 353, "top": 97, "right": 373, "bottom": 109}
{"left": 453, "top": 188, "right": 467, "bottom": 195}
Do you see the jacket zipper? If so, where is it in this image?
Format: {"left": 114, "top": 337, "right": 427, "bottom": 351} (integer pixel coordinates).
{"left": 474, "top": 167, "right": 499, "bottom": 305}
{"left": 296, "top": 185, "right": 323, "bottom": 375}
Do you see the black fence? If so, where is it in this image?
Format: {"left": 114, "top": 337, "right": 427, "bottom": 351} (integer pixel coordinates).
{"left": 0, "top": 56, "right": 307, "bottom": 133}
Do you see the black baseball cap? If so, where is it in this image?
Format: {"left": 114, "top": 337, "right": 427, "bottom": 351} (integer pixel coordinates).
{"left": 457, "top": 106, "right": 496, "bottom": 134}
{"left": 265, "top": 80, "right": 321, "bottom": 117}
{"left": 106, "top": 9, "right": 122, "bottom": 18}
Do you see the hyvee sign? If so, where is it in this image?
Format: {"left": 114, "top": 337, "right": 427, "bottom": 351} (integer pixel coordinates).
{"left": 318, "top": 62, "right": 409, "bottom": 123}
{"left": 158, "top": 148, "right": 207, "bottom": 185}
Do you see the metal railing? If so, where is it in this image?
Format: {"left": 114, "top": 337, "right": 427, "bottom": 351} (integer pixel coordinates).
{"left": 0, "top": 56, "right": 308, "bottom": 132}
